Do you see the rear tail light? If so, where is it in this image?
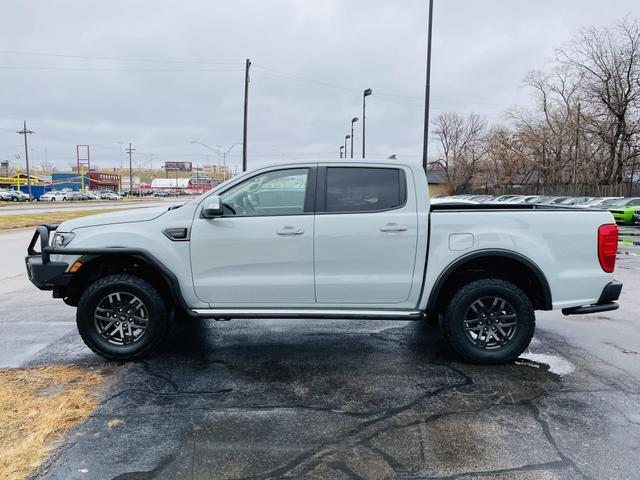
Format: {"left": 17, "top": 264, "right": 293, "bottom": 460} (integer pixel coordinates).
{"left": 598, "top": 223, "right": 618, "bottom": 273}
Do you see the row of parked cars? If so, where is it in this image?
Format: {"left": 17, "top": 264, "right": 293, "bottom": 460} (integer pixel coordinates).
{"left": 435, "top": 194, "right": 640, "bottom": 225}
{"left": 38, "top": 189, "right": 122, "bottom": 201}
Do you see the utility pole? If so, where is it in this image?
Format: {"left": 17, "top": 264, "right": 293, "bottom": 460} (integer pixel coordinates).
{"left": 345, "top": 135, "right": 350, "bottom": 158}
{"left": 17, "top": 121, "right": 34, "bottom": 199}
{"left": 362, "top": 88, "right": 372, "bottom": 158}
{"left": 242, "top": 58, "right": 251, "bottom": 172}
{"left": 422, "top": 0, "right": 434, "bottom": 172}
{"left": 339, "top": 145, "right": 344, "bottom": 159}
{"left": 573, "top": 102, "right": 581, "bottom": 185}
{"left": 125, "top": 142, "right": 135, "bottom": 196}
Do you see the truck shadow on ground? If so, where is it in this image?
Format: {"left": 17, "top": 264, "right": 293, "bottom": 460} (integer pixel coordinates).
{"left": 33, "top": 318, "right": 640, "bottom": 480}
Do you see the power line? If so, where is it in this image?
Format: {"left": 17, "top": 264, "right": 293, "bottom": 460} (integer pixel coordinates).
{"left": 0, "top": 48, "right": 510, "bottom": 107}
{"left": 0, "top": 50, "right": 242, "bottom": 66}
{"left": 0, "top": 65, "right": 243, "bottom": 73}
{"left": 252, "top": 64, "right": 510, "bottom": 107}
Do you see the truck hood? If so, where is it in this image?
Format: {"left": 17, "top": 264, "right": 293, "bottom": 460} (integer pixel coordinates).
{"left": 60, "top": 206, "right": 169, "bottom": 232}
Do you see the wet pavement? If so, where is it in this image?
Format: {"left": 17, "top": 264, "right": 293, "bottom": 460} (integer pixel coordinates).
{"left": 25, "top": 318, "right": 640, "bottom": 480}
{"left": 0, "top": 228, "right": 638, "bottom": 479}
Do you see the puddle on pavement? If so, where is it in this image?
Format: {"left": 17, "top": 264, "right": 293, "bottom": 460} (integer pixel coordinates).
{"left": 516, "top": 352, "right": 575, "bottom": 376}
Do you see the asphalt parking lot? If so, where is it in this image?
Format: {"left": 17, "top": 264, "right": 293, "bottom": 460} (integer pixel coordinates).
{"left": 2, "top": 228, "right": 640, "bottom": 480}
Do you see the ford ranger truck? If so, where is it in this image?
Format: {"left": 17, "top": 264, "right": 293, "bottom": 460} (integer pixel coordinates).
{"left": 25, "top": 160, "right": 623, "bottom": 364}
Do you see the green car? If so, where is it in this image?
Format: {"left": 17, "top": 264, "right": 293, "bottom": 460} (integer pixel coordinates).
{"left": 607, "top": 197, "right": 640, "bottom": 224}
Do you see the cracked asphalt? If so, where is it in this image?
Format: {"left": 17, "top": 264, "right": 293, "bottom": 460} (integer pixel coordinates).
{"left": 1, "top": 228, "right": 639, "bottom": 480}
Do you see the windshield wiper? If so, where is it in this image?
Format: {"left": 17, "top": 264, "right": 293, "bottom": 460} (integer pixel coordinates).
{"left": 168, "top": 203, "right": 184, "bottom": 211}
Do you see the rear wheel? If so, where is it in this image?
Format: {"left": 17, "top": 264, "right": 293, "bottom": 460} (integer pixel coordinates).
{"left": 443, "top": 278, "right": 535, "bottom": 364}
{"left": 76, "top": 274, "right": 171, "bottom": 361}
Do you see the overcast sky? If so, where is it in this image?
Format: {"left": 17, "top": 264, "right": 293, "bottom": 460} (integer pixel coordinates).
{"left": 0, "top": 0, "right": 637, "bottom": 172}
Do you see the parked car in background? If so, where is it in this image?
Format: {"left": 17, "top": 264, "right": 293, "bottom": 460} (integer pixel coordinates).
{"left": 99, "top": 191, "right": 120, "bottom": 200}
{"left": 554, "top": 197, "right": 594, "bottom": 206}
{"left": 14, "top": 190, "right": 31, "bottom": 202}
{"left": 575, "top": 197, "right": 623, "bottom": 208}
{"left": 535, "top": 196, "right": 571, "bottom": 205}
{"left": 607, "top": 197, "right": 640, "bottom": 224}
{"left": 0, "top": 189, "right": 14, "bottom": 201}
{"left": 65, "top": 191, "right": 84, "bottom": 201}
{"left": 38, "top": 191, "right": 69, "bottom": 201}
{"left": 153, "top": 191, "right": 170, "bottom": 197}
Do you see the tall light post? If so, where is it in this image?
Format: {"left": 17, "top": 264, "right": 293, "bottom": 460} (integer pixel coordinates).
{"left": 344, "top": 135, "right": 350, "bottom": 158}
{"left": 339, "top": 145, "right": 344, "bottom": 159}
{"left": 422, "top": 0, "right": 434, "bottom": 172}
{"left": 362, "top": 89, "right": 372, "bottom": 158}
{"left": 350, "top": 117, "right": 359, "bottom": 159}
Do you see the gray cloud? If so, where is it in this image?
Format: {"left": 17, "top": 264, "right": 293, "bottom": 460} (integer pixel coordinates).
{"left": 0, "top": 0, "right": 636, "bottom": 171}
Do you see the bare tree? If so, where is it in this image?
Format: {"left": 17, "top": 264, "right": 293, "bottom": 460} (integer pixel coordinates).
{"left": 557, "top": 18, "right": 640, "bottom": 184}
{"left": 432, "top": 112, "right": 487, "bottom": 194}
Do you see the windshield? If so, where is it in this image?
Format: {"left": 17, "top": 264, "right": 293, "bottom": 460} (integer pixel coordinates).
{"left": 606, "top": 198, "right": 639, "bottom": 207}
{"left": 599, "top": 198, "right": 624, "bottom": 206}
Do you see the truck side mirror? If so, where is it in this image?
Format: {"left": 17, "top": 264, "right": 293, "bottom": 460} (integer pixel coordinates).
{"left": 202, "top": 195, "right": 223, "bottom": 218}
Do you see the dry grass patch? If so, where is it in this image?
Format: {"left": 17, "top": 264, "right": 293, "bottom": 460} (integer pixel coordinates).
{"left": 0, "top": 209, "right": 119, "bottom": 230}
{"left": 0, "top": 365, "right": 109, "bottom": 480}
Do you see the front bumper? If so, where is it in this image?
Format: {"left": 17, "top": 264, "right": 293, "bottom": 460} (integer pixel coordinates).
{"left": 25, "top": 224, "right": 71, "bottom": 291}
{"left": 562, "top": 280, "right": 623, "bottom": 315}
{"left": 610, "top": 210, "right": 632, "bottom": 223}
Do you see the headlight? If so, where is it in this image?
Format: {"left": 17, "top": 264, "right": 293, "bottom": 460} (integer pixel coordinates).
{"left": 52, "top": 232, "right": 75, "bottom": 247}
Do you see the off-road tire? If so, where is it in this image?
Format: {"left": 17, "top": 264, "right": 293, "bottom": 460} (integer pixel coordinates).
{"left": 76, "top": 274, "right": 170, "bottom": 361}
{"left": 443, "top": 278, "right": 535, "bottom": 364}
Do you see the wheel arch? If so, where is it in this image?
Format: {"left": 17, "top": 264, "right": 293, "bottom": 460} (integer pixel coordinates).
{"left": 61, "top": 251, "right": 191, "bottom": 316}
{"left": 425, "top": 249, "right": 552, "bottom": 314}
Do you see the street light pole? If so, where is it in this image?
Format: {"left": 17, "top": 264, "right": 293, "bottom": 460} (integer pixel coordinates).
{"left": 362, "top": 89, "right": 372, "bottom": 158}
{"left": 339, "top": 146, "right": 344, "bottom": 159}
{"left": 16, "top": 121, "right": 34, "bottom": 199}
{"left": 422, "top": 0, "right": 434, "bottom": 172}
{"left": 350, "top": 117, "right": 359, "bottom": 159}
{"left": 344, "top": 135, "right": 350, "bottom": 158}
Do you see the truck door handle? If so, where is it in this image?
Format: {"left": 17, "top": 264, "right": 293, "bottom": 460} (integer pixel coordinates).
{"left": 276, "top": 226, "right": 305, "bottom": 236}
{"left": 379, "top": 223, "right": 408, "bottom": 232}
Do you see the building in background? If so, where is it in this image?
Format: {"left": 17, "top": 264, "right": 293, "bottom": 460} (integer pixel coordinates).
{"left": 150, "top": 178, "right": 192, "bottom": 191}
{"left": 120, "top": 175, "right": 141, "bottom": 193}
{"left": 51, "top": 172, "right": 120, "bottom": 192}
{"left": 200, "top": 164, "right": 230, "bottom": 180}
{"left": 426, "top": 165, "right": 448, "bottom": 196}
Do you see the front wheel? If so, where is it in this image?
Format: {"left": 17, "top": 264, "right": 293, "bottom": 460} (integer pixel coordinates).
{"left": 443, "top": 278, "right": 535, "bottom": 364}
{"left": 76, "top": 274, "right": 171, "bottom": 361}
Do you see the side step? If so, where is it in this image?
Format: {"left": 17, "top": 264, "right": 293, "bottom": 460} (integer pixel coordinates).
{"left": 191, "top": 308, "right": 424, "bottom": 321}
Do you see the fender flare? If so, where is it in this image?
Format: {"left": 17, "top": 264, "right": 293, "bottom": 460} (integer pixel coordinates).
{"left": 45, "top": 245, "right": 194, "bottom": 316}
{"left": 425, "top": 249, "right": 553, "bottom": 312}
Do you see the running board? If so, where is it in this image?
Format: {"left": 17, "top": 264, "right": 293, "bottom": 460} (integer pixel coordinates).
{"left": 191, "top": 308, "right": 424, "bottom": 320}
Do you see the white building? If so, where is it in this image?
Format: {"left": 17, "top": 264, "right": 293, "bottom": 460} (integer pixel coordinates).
{"left": 151, "top": 178, "right": 191, "bottom": 190}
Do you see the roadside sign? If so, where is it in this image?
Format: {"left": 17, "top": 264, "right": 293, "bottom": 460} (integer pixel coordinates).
{"left": 165, "top": 162, "right": 192, "bottom": 172}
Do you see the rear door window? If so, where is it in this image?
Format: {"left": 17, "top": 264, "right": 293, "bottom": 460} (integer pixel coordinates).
{"left": 324, "top": 167, "right": 406, "bottom": 213}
